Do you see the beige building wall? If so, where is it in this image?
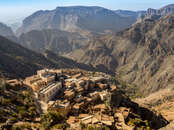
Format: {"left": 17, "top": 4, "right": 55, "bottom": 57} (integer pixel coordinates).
{"left": 39, "top": 82, "right": 62, "bottom": 102}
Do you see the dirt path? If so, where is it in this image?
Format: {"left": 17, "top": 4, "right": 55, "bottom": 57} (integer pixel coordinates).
{"left": 39, "top": 101, "right": 48, "bottom": 113}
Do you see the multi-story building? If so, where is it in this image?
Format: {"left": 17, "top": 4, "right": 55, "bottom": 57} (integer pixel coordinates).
{"left": 24, "top": 69, "right": 64, "bottom": 102}
{"left": 37, "top": 69, "right": 56, "bottom": 84}
{"left": 38, "top": 82, "right": 62, "bottom": 102}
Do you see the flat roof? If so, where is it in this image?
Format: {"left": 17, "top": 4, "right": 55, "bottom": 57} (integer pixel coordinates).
{"left": 39, "top": 82, "right": 61, "bottom": 94}
{"left": 43, "top": 73, "right": 55, "bottom": 78}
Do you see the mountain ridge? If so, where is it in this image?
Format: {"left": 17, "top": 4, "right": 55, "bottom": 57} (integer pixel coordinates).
{"left": 69, "top": 14, "right": 174, "bottom": 95}
{"left": 146, "top": 4, "right": 174, "bottom": 17}
{"left": 18, "top": 29, "right": 90, "bottom": 55}
{"left": 0, "top": 35, "right": 97, "bottom": 78}
{"left": 17, "top": 6, "right": 137, "bottom": 36}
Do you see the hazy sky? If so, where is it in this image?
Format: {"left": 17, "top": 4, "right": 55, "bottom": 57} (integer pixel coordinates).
{"left": 0, "top": 0, "right": 173, "bottom": 24}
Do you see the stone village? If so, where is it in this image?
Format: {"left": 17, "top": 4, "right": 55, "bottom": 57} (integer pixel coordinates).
{"left": 18, "top": 68, "right": 134, "bottom": 129}
{"left": 6, "top": 68, "right": 166, "bottom": 130}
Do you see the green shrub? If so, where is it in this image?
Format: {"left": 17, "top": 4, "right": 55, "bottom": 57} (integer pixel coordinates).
{"left": 18, "top": 109, "right": 27, "bottom": 119}
{"left": 127, "top": 118, "right": 151, "bottom": 129}
{"left": 10, "top": 117, "right": 17, "bottom": 123}
{"left": 80, "top": 122, "right": 86, "bottom": 129}
{"left": 41, "top": 111, "right": 64, "bottom": 129}
{"left": 91, "top": 72, "right": 96, "bottom": 77}
{"left": 17, "top": 106, "right": 26, "bottom": 111}
{"left": 12, "top": 112, "right": 17, "bottom": 117}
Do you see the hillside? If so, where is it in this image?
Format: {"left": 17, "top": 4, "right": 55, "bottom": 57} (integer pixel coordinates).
{"left": 18, "top": 29, "right": 90, "bottom": 55}
{"left": 17, "top": 6, "right": 137, "bottom": 36}
{"left": 70, "top": 14, "right": 174, "bottom": 95}
{"left": 0, "top": 36, "right": 96, "bottom": 78}
{"left": 0, "top": 79, "right": 39, "bottom": 129}
{"left": 0, "top": 23, "right": 14, "bottom": 37}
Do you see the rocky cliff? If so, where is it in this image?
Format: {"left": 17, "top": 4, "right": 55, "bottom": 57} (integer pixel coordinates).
{"left": 18, "top": 29, "right": 90, "bottom": 55}
{"left": 17, "top": 6, "right": 137, "bottom": 36}
{"left": 146, "top": 4, "right": 174, "bottom": 17}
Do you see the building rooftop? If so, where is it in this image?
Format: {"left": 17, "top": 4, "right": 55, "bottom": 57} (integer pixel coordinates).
{"left": 43, "top": 73, "right": 54, "bottom": 78}
{"left": 39, "top": 82, "right": 60, "bottom": 94}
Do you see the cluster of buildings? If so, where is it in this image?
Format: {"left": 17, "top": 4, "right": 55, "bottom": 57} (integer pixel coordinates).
{"left": 24, "top": 68, "right": 132, "bottom": 129}
{"left": 24, "top": 69, "right": 64, "bottom": 102}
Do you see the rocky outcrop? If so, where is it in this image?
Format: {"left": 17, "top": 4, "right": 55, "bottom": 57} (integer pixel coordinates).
{"left": 115, "top": 10, "right": 146, "bottom": 18}
{"left": 146, "top": 4, "right": 174, "bottom": 18}
{"left": 135, "top": 4, "right": 174, "bottom": 23}
{"left": 110, "top": 90, "right": 168, "bottom": 129}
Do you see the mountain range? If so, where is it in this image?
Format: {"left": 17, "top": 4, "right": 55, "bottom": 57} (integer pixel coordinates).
{"left": 114, "top": 10, "right": 146, "bottom": 18}
{"left": 3, "top": 4, "right": 174, "bottom": 38}
{"left": 0, "top": 4, "right": 174, "bottom": 94}
{"left": 16, "top": 6, "right": 138, "bottom": 36}
{"left": 18, "top": 29, "right": 90, "bottom": 55}
{"left": 69, "top": 14, "right": 174, "bottom": 95}
{"left": 10, "top": 6, "right": 144, "bottom": 55}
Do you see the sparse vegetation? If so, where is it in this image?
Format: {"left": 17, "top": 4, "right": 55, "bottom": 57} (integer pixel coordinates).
{"left": 127, "top": 118, "right": 151, "bottom": 130}
{"left": 41, "top": 111, "right": 65, "bottom": 129}
{"left": 109, "top": 77, "right": 143, "bottom": 99}
{"left": 0, "top": 79, "right": 39, "bottom": 126}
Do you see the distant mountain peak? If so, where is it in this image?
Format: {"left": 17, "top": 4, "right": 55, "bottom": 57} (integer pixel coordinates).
{"left": 55, "top": 5, "right": 104, "bottom": 9}
{"left": 17, "top": 6, "right": 137, "bottom": 36}
{"left": 161, "top": 4, "right": 174, "bottom": 9}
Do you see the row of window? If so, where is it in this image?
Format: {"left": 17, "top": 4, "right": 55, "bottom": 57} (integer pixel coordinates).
{"left": 41, "top": 85, "right": 61, "bottom": 99}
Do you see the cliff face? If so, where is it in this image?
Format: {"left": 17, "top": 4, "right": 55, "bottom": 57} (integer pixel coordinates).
{"left": 135, "top": 4, "right": 174, "bottom": 24}
{"left": 70, "top": 14, "right": 174, "bottom": 95}
{"left": 17, "top": 6, "right": 137, "bottom": 36}
{"left": 18, "top": 29, "right": 89, "bottom": 55}
{"left": 15, "top": 6, "right": 139, "bottom": 57}
{"left": 114, "top": 10, "right": 146, "bottom": 18}
{"left": 146, "top": 4, "right": 174, "bottom": 17}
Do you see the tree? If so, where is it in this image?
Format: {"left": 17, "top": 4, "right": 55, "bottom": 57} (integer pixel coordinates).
{"left": 41, "top": 111, "right": 64, "bottom": 129}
